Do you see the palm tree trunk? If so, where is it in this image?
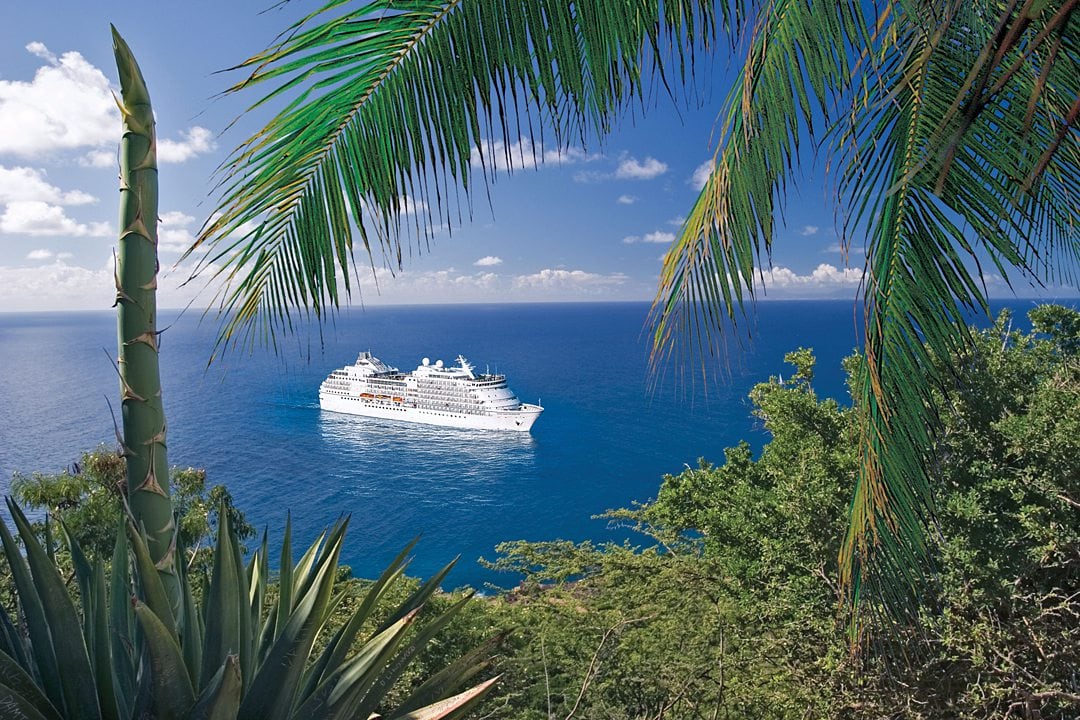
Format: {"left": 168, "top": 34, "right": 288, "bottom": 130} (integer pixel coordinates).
{"left": 112, "top": 26, "right": 176, "bottom": 598}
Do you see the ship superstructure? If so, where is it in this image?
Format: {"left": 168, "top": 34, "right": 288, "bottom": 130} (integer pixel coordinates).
{"left": 319, "top": 352, "right": 543, "bottom": 431}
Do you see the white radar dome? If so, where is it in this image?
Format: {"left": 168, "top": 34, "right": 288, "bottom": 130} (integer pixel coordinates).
{"left": 422, "top": 357, "right": 430, "bottom": 366}
{"left": 435, "top": 360, "right": 444, "bottom": 368}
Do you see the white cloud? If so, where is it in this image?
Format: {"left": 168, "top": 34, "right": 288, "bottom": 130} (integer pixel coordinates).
{"left": 825, "top": 242, "right": 865, "bottom": 255}
{"left": 470, "top": 138, "right": 591, "bottom": 172}
{"left": 158, "top": 210, "right": 197, "bottom": 253}
{"left": 622, "top": 230, "right": 675, "bottom": 244}
{"left": 25, "top": 42, "right": 57, "bottom": 64}
{"left": 513, "top": 268, "right": 628, "bottom": 290}
{"left": 397, "top": 196, "right": 427, "bottom": 215}
{"left": 668, "top": 215, "right": 686, "bottom": 227}
{"left": 0, "top": 44, "right": 116, "bottom": 158}
{"left": 616, "top": 194, "right": 637, "bottom": 205}
{"left": 757, "top": 263, "right": 864, "bottom": 296}
{"left": 0, "top": 200, "right": 110, "bottom": 237}
{"left": 79, "top": 150, "right": 114, "bottom": 168}
{"left": 158, "top": 127, "right": 216, "bottom": 164}
{"left": 0, "top": 258, "right": 113, "bottom": 310}
{"left": 474, "top": 255, "right": 502, "bottom": 267}
{"left": 800, "top": 225, "right": 820, "bottom": 236}
{"left": 0, "top": 165, "right": 97, "bottom": 205}
{"left": 615, "top": 156, "right": 668, "bottom": 180}
{"left": 24, "top": 248, "right": 73, "bottom": 261}
{"left": 0, "top": 253, "right": 220, "bottom": 311}
{"left": 690, "top": 159, "right": 713, "bottom": 190}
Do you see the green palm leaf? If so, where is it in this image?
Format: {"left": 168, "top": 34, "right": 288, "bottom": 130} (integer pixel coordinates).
{"left": 193, "top": 0, "right": 724, "bottom": 353}
{"left": 836, "top": 0, "right": 1079, "bottom": 633}
{"left": 200, "top": 0, "right": 1077, "bottom": 635}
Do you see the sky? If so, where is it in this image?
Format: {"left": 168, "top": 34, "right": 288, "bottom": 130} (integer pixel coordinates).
{"left": 1, "top": 1, "right": 1074, "bottom": 313}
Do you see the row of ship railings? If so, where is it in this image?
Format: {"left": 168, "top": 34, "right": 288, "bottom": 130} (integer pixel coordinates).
{"left": 415, "top": 400, "right": 485, "bottom": 411}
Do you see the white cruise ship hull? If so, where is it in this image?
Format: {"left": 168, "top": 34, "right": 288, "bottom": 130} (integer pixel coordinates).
{"left": 320, "top": 393, "right": 542, "bottom": 431}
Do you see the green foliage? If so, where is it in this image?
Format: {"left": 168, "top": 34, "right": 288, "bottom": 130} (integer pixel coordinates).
{"left": 10, "top": 448, "right": 253, "bottom": 563}
{"left": 0, "top": 507, "right": 498, "bottom": 720}
{"left": 460, "top": 306, "right": 1079, "bottom": 718}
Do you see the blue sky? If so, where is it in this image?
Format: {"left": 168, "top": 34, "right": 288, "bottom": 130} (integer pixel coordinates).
{"left": 1, "top": 1, "right": 1073, "bottom": 312}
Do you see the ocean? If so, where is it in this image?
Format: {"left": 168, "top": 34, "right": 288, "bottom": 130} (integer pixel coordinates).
{"left": 0, "top": 299, "right": 1061, "bottom": 588}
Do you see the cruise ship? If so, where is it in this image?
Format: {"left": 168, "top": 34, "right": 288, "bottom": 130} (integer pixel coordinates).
{"left": 319, "top": 352, "right": 543, "bottom": 431}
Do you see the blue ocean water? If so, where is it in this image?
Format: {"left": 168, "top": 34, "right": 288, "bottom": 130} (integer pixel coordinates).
{"left": 0, "top": 299, "right": 1062, "bottom": 588}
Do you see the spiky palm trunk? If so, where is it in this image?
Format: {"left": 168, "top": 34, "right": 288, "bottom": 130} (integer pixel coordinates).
{"left": 112, "top": 26, "right": 176, "bottom": 597}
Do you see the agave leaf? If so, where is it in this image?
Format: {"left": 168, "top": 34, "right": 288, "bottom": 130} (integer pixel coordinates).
{"left": 276, "top": 514, "right": 294, "bottom": 638}
{"left": 238, "top": 522, "right": 346, "bottom": 720}
{"left": 0, "top": 602, "right": 30, "bottom": 671}
{"left": 188, "top": 654, "right": 242, "bottom": 720}
{"left": 393, "top": 632, "right": 506, "bottom": 716}
{"left": 91, "top": 562, "right": 123, "bottom": 720}
{"left": 299, "top": 538, "right": 416, "bottom": 703}
{"left": 177, "top": 532, "right": 203, "bottom": 690}
{"left": 350, "top": 594, "right": 476, "bottom": 720}
{"left": 0, "top": 650, "right": 62, "bottom": 720}
{"left": 109, "top": 520, "right": 136, "bottom": 713}
{"left": 376, "top": 557, "right": 455, "bottom": 634}
{"left": 226, "top": 512, "right": 254, "bottom": 686}
{"left": 0, "top": 681, "right": 53, "bottom": 720}
{"left": 133, "top": 600, "right": 196, "bottom": 719}
{"left": 386, "top": 676, "right": 500, "bottom": 720}
{"left": 6, "top": 500, "right": 99, "bottom": 720}
{"left": 60, "top": 521, "right": 95, "bottom": 644}
{"left": 247, "top": 531, "right": 269, "bottom": 649}
{"left": 291, "top": 522, "right": 339, "bottom": 601}
{"left": 200, "top": 510, "right": 242, "bottom": 690}
{"left": 289, "top": 610, "right": 419, "bottom": 720}
{"left": 0, "top": 510, "right": 62, "bottom": 712}
{"left": 127, "top": 519, "right": 179, "bottom": 641}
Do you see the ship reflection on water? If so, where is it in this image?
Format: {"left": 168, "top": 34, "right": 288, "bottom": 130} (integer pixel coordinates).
{"left": 317, "top": 410, "right": 538, "bottom": 497}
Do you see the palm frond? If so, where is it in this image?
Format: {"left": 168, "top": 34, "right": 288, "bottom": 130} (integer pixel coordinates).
{"left": 192, "top": 0, "right": 724, "bottom": 353}
{"left": 838, "top": 0, "right": 1079, "bottom": 636}
{"left": 649, "top": 0, "right": 871, "bottom": 382}
{"left": 649, "top": 0, "right": 1077, "bottom": 633}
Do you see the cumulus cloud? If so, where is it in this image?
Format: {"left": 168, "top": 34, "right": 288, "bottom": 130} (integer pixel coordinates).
{"left": 397, "top": 196, "right": 427, "bottom": 215}
{"left": 470, "top": 138, "right": 591, "bottom": 172}
{"left": 756, "top": 263, "right": 864, "bottom": 297}
{"left": 0, "top": 252, "right": 222, "bottom": 311}
{"left": 474, "top": 255, "right": 502, "bottom": 267}
{"left": 824, "top": 242, "right": 865, "bottom": 255}
{"left": 622, "top": 230, "right": 675, "bottom": 244}
{"left": 79, "top": 150, "right": 115, "bottom": 168}
{"left": 0, "top": 44, "right": 214, "bottom": 167}
{"left": 0, "top": 44, "right": 116, "bottom": 157}
{"left": 158, "top": 127, "right": 216, "bottom": 164}
{"left": 0, "top": 257, "right": 113, "bottom": 310}
{"left": 0, "top": 165, "right": 97, "bottom": 205}
{"left": 616, "top": 194, "right": 637, "bottom": 205}
{"left": 0, "top": 200, "right": 110, "bottom": 237}
{"left": 513, "top": 268, "right": 628, "bottom": 290}
{"left": 690, "top": 159, "right": 713, "bottom": 190}
{"left": 800, "top": 225, "right": 820, "bottom": 236}
{"left": 158, "top": 210, "right": 197, "bottom": 254}
{"left": 615, "top": 156, "right": 668, "bottom": 180}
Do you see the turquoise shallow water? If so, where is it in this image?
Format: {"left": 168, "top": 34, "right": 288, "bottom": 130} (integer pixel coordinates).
{"left": 0, "top": 299, "right": 1059, "bottom": 588}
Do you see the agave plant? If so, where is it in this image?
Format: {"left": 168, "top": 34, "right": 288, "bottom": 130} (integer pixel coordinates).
{"left": 0, "top": 498, "right": 496, "bottom": 720}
